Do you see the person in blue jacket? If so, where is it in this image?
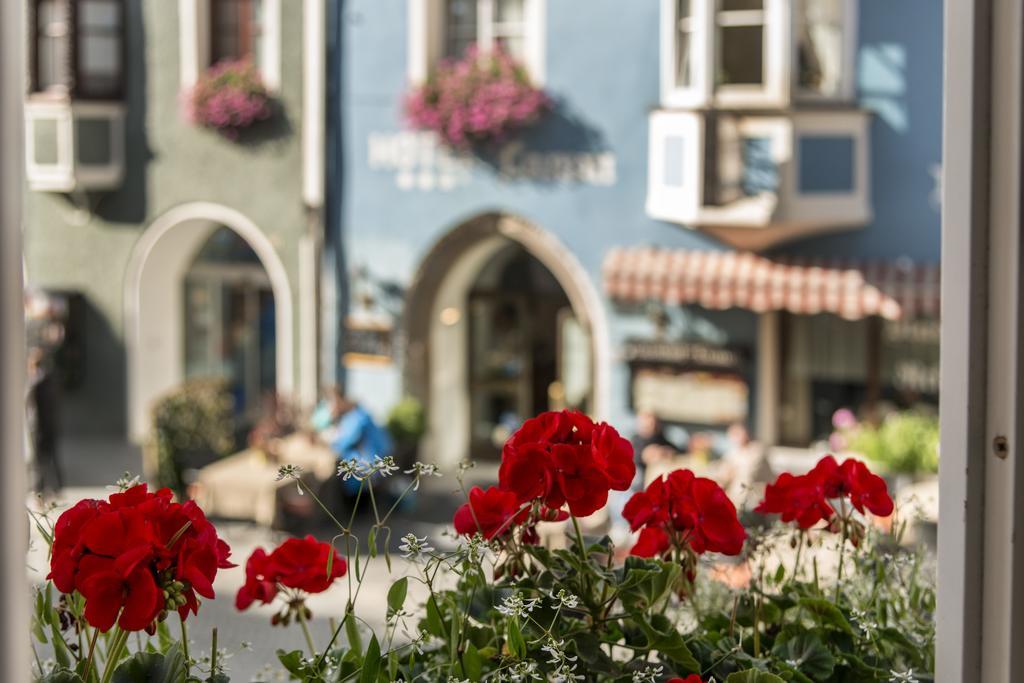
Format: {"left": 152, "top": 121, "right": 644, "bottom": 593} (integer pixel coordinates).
{"left": 314, "top": 388, "right": 393, "bottom": 500}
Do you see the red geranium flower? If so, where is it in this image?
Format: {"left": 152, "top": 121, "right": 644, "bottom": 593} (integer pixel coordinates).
{"left": 668, "top": 676, "right": 705, "bottom": 683}
{"left": 453, "top": 486, "right": 525, "bottom": 539}
{"left": 625, "top": 470, "right": 746, "bottom": 559}
{"left": 47, "top": 484, "right": 233, "bottom": 633}
{"left": 755, "top": 455, "right": 894, "bottom": 529}
{"left": 497, "top": 410, "right": 636, "bottom": 518}
{"left": 235, "top": 536, "right": 346, "bottom": 612}
{"left": 453, "top": 485, "right": 569, "bottom": 541}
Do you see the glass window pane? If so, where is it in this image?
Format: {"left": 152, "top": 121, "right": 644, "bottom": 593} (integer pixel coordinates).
{"left": 675, "top": 0, "right": 692, "bottom": 88}
{"left": 496, "top": 36, "right": 525, "bottom": 60}
{"left": 444, "top": 0, "right": 478, "bottom": 58}
{"left": 797, "top": 0, "right": 844, "bottom": 96}
{"left": 36, "top": 0, "right": 69, "bottom": 91}
{"left": 211, "top": 0, "right": 260, "bottom": 64}
{"left": 719, "top": 25, "right": 763, "bottom": 85}
{"left": 495, "top": 0, "right": 524, "bottom": 23}
{"left": 79, "top": 0, "right": 120, "bottom": 29}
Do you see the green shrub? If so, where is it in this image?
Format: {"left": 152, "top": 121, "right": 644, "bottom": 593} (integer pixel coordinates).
{"left": 386, "top": 395, "right": 426, "bottom": 447}
{"left": 151, "top": 378, "right": 235, "bottom": 494}
{"left": 847, "top": 411, "right": 940, "bottom": 474}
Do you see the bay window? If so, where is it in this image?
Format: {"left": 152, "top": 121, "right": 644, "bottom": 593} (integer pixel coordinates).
{"left": 661, "top": 0, "right": 856, "bottom": 108}
{"left": 408, "top": 0, "right": 545, "bottom": 84}
{"left": 30, "top": 0, "right": 125, "bottom": 100}
{"left": 716, "top": 0, "right": 765, "bottom": 88}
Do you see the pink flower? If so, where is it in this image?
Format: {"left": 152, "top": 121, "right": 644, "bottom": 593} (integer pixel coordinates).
{"left": 405, "top": 45, "right": 550, "bottom": 147}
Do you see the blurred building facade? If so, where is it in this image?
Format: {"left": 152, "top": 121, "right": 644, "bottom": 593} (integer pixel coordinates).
{"left": 331, "top": 0, "right": 943, "bottom": 467}
{"left": 22, "top": 0, "right": 326, "bottom": 461}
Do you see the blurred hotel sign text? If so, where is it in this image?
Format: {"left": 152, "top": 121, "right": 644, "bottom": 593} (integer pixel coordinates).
{"left": 342, "top": 317, "right": 394, "bottom": 367}
{"left": 624, "top": 339, "right": 750, "bottom": 425}
{"left": 367, "top": 132, "right": 617, "bottom": 191}
{"left": 621, "top": 339, "right": 745, "bottom": 371}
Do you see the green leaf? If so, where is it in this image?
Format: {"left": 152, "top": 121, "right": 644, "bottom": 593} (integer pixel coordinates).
{"left": 635, "top": 615, "right": 700, "bottom": 673}
{"left": 357, "top": 634, "right": 381, "bottom": 683}
{"left": 463, "top": 642, "right": 483, "bottom": 681}
{"left": 725, "top": 670, "right": 786, "bottom": 683}
{"left": 50, "top": 622, "right": 71, "bottom": 669}
{"left": 797, "top": 598, "right": 854, "bottom": 635}
{"left": 276, "top": 649, "right": 306, "bottom": 677}
{"left": 772, "top": 632, "right": 835, "bottom": 681}
{"left": 506, "top": 617, "right": 526, "bottom": 659}
{"left": 111, "top": 645, "right": 187, "bottom": 683}
{"left": 345, "top": 613, "right": 364, "bottom": 656}
{"left": 368, "top": 527, "right": 378, "bottom": 559}
{"left": 387, "top": 577, "right": 408, "bottom": 615}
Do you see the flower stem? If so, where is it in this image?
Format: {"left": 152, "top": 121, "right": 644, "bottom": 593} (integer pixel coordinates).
{"left": 81, "top": 626, "right": 100, "bottom": 682}
{"left": 98, "top": 628, "right": 129, "bottom": 683}
{"left": 180, "top": 615, "right": 190, "bottom": 676}
{"left": 571, "top": 515, "right": 587, "bottom": 564}
{"left": 297, "top": 605, "right": 318, "bottom": 656}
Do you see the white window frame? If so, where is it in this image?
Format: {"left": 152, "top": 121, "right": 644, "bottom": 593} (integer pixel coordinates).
{"left": 660, "top": 0, "right": 713, "bottom": 107}
{"left": 178, "top": 0, "right": 281, "bottom": 92}
{"left": 713, "top": 0, "right": 789, "bottom": 107}
{"left": 791, "top": 0, "right": 857, "bottom": 102}
{"left": 407, "top": 0, "right": 546, "bottom": 85}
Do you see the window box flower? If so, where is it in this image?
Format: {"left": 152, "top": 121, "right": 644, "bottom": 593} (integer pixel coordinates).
{"left": 185, "top": 60, "right": 273, "bottom": 138}
{"left": 405, "top": 46, "right": 551, "bottom": 148}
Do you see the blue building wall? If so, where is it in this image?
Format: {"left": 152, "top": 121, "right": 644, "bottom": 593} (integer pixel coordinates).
{"left": 331, "top": 0, "right": 943, "bottom": 432}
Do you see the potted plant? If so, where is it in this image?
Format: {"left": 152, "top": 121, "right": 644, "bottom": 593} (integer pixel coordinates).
{"left": 385, "top": 395, "right": 426, "bottom": 469}
{"left": 185, "top": 59, "right": 274, "bottom": 139}
{"left": 405, "top": 45, "right": 551, "bottom": 148}
{"left": 32, "top": 410, "right": 935, "bottom": 682}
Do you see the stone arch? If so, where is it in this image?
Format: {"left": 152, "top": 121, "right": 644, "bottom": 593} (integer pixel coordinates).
{"left": 124, "top": 201, "right": 294, "bottom": 441}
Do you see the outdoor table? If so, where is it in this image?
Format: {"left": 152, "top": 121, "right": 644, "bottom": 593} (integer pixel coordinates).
{"left": 192, "top": 433, "right": 336, "bottom": 525}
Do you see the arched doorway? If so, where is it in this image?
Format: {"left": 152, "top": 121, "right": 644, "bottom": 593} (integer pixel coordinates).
{"left": 404, "top": 213, "right": 610, "bottom": 469}
{"left": 125, "top": 202, "right": 293, "bottom": 442}
{"left": 183, "top": 227, "right": 277, "bottom": 425}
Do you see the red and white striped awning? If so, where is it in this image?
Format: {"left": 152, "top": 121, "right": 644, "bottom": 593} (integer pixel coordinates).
{"left": 603, "top": 247, "right": 941, "bottom": 321}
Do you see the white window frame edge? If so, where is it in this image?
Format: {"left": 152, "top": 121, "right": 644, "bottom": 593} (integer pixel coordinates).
{"left": 178, "top": 0, "right": 281, "bottom": 92}
{"left": 937, "top": 0, "right": 1024, "bottom": 680}
{"left": 1, "top": 0, "right": 29, "bottom": 678}
{"left": 660, "top": 0, "right": 712, "bottom": 108}
{"left": 407, "top": 0, "right": 546, "bottom": 86}
{"left": 645, "top": 110, "right": 704, "bottom": 223}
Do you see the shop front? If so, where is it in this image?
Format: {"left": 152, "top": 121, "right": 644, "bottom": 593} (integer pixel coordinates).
{"left": 604, "top": 247, "right": 941, "bottom": 446}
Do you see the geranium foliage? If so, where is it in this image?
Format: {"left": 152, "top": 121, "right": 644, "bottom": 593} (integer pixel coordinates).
{"left": 30, "top": 412, "right": 934, "bottom": 682}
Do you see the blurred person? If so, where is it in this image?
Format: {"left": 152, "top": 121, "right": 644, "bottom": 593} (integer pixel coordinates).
{"left": 687, "top": 431, "right": 715, "bottom": 465}
{"left": 26, "top": 347, "right": 62, "bottom": 495}
{"left": 718, "top": 422, "right": 772, "bottom": 505}
{"left": 329, "top": 393, "right": 394, "bottom": 500}
{"left": 631, "top": 410, "right": 679, "bottom": 486}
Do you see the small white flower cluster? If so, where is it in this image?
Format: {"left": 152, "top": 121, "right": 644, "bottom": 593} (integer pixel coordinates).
{"left": 399, "top": 533, "right": 435, "bottom": 560}
{"left": 496, "top": 661, "right": 542, "bottom": 681}
{"left": 110, "top": 471, "right": 142, "bottom": 492}
{"left": 551, "top": 588, "right": 580, "bottom": 610}
{"left": 541, "top": 638, "right": 583, "bottom": 681}
{"left": 496, "top": 593, "right": 541, "bottom": 619}
{"left": 405, "top": 461, "right": 443, "bottom": 490}
{"left": 850, "top": 607, "right": 879, "bottom": 639}
{"left": 275, "top": 464, "right": 303, "bottom": 481}
{"left": 889, "top": 669, "right": 917, "bottom": 682}
{"left": 632, "top": 665, "right": 664, "bottom": 683}
{"left": 337, "top": 455, "right": 399, "bottom": 481}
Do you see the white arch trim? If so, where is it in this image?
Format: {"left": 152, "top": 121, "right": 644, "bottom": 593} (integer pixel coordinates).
{"left": 125, "top": 201, "right": 294, "bottom": 442}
